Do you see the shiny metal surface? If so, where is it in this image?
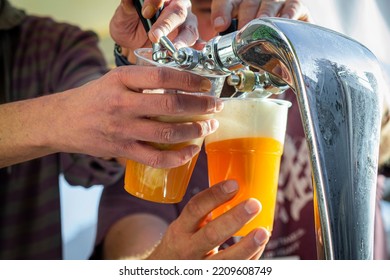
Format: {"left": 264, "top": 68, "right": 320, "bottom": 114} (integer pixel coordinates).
{"left": 205, "top": 18, "right": 384, "bottom": 259}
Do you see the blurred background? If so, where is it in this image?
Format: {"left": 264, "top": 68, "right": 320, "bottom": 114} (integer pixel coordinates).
{"left": 12, "top": 0, "right": 117, "bottom": 66}
{"left": 11, "top": 0, "right": 390, "bottom": 259}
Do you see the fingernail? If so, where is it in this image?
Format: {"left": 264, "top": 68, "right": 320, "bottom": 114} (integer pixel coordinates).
{"left": 244, "top": 199, "right": 261, "bottom": 215}
{"left": 209, "top": 119, "right": 219, "bottom": 133}
{"left": 222, "top": 180, "right": 238, "bottom": 193}
{"left": 142, "top": 4, "right": 156, "bottom": 18}
{"left": 259, "top": 13, "right": 269, "bottom": 18}
{"left": 199, "top": 120, "right": 212, "bottom": 136}
{"left": 254, "top": 229, "right": 270, "bottom": 246}
{"left": 200, "top": 79, "right": 212, "bottom": 92}
{"left": 281, "top": 14, "right": 290, "bottom": 18}
{"left": 214, "top": 16, "right": 225, "bottom": 28}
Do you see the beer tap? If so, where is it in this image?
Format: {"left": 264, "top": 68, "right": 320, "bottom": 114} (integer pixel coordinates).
{"left": 133, "top": 0, "right": 176, "bottom": 63}
{"left": 170, "top": 19, "right": 289, "bottom": 96}
{"left": 133, "top": 4, "right": 289, "bottom": 98}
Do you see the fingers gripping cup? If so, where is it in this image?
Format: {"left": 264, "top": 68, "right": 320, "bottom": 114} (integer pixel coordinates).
{"left": 205, "top": 97, "right": 291, "bottom": 235}
{"left": 124, "top": 48, "right": 227, "bottom": 203}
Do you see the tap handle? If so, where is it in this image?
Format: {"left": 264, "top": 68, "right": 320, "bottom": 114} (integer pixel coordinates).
{"left": 219, "top": 18, "right": 238, "bottom": 35}
{"left": 133, "top": 0, "right": 163, "bottom": 34}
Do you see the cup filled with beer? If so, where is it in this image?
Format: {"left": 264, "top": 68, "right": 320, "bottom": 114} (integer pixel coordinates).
{"left": 205, "top": 97, "right": 291, "bottom": 235}
{"left": 124, "top": 48, "right": 227, "bottom": 203}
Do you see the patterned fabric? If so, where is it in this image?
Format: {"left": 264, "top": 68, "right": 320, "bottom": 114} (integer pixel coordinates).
{"left": 0, "top": 0, "right": 26, "bottom": 30}
{"left": 0, "top": 16, "right": 124, "bottom": 259}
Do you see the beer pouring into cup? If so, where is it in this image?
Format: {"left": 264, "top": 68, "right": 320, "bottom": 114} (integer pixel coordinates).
{"left": 128, "top": 5, "right": 385, "bottom": 259}
{"left": 170, "top": 18, "right": 384, "bottom": 260}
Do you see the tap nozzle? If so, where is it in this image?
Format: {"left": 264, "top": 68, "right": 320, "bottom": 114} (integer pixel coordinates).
{"left": 227, "top": 70, "right": 289, "bottom": 98}
{"left": 172, "top": 47, "right": 202, "bottom": 70}
{"left": 152, "top": 43, "right": 170, "bottom": 63}
{"left": 152, "top": 36, "right": 179, "bottom": 64}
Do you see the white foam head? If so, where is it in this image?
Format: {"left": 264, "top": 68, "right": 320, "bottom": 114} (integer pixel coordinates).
{"left": 205, "top": 98, "right": 291, "bottom": 144}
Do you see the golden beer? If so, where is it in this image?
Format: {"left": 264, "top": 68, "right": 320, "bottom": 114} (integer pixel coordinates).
{"left": 125, "top": 128, "right": 203, "bottom": 203}
{"left": 205, "top": 98, "right": 290, "bottom": 236}
{"left": 124, "top": 48, "right": 226, "bottom": 203}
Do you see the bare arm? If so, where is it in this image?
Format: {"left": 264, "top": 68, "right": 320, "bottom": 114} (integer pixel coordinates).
{"left": 0, "top": 66, "right": 221, "bottom": 168}
{"left": 103, "top": 213, "right": 168, "bottom": 259}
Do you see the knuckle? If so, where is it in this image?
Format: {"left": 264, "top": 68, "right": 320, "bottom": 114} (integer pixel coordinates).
{"left": 159, "top": 5, "right": 188, "bottom": 33}
{"left": 210, "top": 182, "right": 223, "bottom": 202}
{"left": 162, "top": 94, "right": 185, "bottom": 113}
{"left": 150, "top": 67, "right": 168, "bottom": 86}
{"left": 156, "top": 125, "right": 176, "bottom": 142}
{"left": 195, "top": 121, "right": 210, "bottom": 137}
{"left": 106, "top": 93, "right": 124, "bottom": 114}
{"left": 204, "top": 97, "right": 216, "bottom": 111}
{"left": 118, "top": 141, "right": 138, "bottom": 157}
{"left": 111, "top": 66, "right": 126, "bottom": 84}
{"left": 245, "top": 0, "right": 260, "bottom": 7}
{"left": 145, "top": 153, "right": 164, "bottom": 168}
{"left": 229, "top": 208, "right": 246, "bottom": 226}
{"left": 171, "top": 5, "right": 188, "bottom": 22}
{"left": 159, "top": 18, "right": 175, "bottom": 34}
{"left": 179, "top": 73, "right": 193, "bottom": 90}
{"left": 202, "top": 225, "right": 222, "bottom": 246}
{"left": 103, "top": 120, "right": 121, "bottom": 140}
{"left": 185, "top": 199, "right": 205, "bottom": 219}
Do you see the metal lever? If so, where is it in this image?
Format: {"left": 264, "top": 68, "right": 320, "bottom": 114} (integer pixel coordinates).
{"left": 133, "top": 0, "right": 162, "bottom": 33}
{"left": 227, "top": 69, "right": 289, "bottom": 98}
{"left": 133, "top": 0, "right": 172, "bottom": 63}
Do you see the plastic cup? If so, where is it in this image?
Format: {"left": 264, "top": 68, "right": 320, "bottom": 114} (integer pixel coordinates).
{"left": 124, "top": 48, "right": 227, "bottom": 203}
{"left": 205, "top": 97, "right": 291, "bottom": 235}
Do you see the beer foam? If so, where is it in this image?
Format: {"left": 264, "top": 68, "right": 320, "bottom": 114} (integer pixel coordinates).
{"left": 206, "top": 98, "right": 291, "bottom": 144}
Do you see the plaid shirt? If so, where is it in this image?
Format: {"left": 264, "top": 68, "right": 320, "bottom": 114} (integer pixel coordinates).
{"left": 0, "top": 16, "right": 124, "bottom": 259}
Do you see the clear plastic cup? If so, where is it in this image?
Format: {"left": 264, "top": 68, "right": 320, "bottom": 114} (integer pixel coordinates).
{"left": 124, "top": 48, "right": 227, "bottom": 203}
{"left": 205, "top": 97, "right": 291, "bottom": 235}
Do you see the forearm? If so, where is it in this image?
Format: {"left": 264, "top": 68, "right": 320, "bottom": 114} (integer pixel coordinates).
{"left": 0, "top": 94, "right": 63, "bottom": 167}
{"left": 102, "top": 213, "right": 168, "bottom": 260}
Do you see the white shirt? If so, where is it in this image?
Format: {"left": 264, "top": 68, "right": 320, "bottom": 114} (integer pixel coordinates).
{"left": 302, "top": 0, "right": 390, "bottom": 79}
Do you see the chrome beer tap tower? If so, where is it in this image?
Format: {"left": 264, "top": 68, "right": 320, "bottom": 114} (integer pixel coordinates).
{"left": 154, "top": 18, "right": 385, "bottom": 259}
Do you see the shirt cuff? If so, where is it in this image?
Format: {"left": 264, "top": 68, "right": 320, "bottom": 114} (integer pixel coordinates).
{"left": 114, "top": 44, "right": 133, "bottom": 66}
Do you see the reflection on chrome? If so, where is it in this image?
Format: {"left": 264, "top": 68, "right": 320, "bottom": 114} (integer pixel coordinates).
{"left": 173, "top": 18, "right": 385, "bottom": 259}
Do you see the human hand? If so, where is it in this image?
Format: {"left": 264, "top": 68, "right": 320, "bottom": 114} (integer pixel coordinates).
{"left": 51, "top": 65, "right": 221, "bottom": 169}
{"left": 210, "top": 0, "right": 313, "bottom": 32}
{"left": 110, "top": 0, "right": 198, "bottom": 51}
{"left": 147, "top": 180, "right": 270, "bottom": 259}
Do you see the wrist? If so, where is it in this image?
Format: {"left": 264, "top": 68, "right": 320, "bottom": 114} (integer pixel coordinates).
{"left": 0, "top": 96, "right": 60, "bottom": 166}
